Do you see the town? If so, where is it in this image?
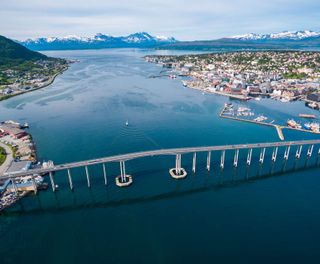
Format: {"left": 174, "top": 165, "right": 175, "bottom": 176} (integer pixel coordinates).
{"left": 145, "top": 51, "right": 320, "bottom": 108}
{"left": 0, "top": 59, "right": 70, "bottom": 101}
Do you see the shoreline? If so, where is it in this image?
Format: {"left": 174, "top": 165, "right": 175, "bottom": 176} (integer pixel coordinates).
{"left": 0, "top": 65, "right": 69, "bottom": 102}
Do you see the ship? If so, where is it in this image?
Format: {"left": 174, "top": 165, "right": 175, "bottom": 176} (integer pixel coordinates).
{"left": 310, "top": 122, "right": 320, "bottom": 133}
{"left": 299, "top": 114, "right": 316, "bottom": 119}
{"left": 287, "top": 119, "right": 298, "bottom": 128}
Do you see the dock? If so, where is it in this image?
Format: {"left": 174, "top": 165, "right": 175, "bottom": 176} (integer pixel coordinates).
{"left": 219, "top": 105, "right": 320, "bottom": 141}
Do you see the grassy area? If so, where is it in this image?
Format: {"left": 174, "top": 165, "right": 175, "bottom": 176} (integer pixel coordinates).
{"left": 0, "top": 146, "right": 6, "bottom": 166}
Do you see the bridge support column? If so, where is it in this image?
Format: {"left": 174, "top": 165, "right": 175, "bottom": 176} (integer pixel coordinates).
{"left": 85, "top": 166, "right": 91, "bottom": 188}
{"left": 272, "top": 147, "right": 278, "bottom": 162}
{"left": 233, "top": 149, "right": 239, "bottom": 167}
{"left": 31, "top": 175, "right": 37, "bottom": 194}
{"left": 207, "top": 151, "right": 211, "bottom": 171}
{"left": 259, "top": 148, "right": 266, "bottom": 164}
{"left": 10, "top": 178, "right": 18, "bottom": 195}
{"left": 220, "top": 150, "right": 225, "bottom": 169}
{"left": 67, "top": 169, "right": 73, "bottom": 190}
{"left": 102, "top": 163, "right": 107, "bottom": 185}
{"left": 246, "top": 148, "right": 252, "bottom": 166}
{"left": 307, "top": 145, "right": 314, "bottom": 157}
{"left": 49, "top": 172, "right": 56, "bottom": 192}
{"left": 284, "top": 146, "right": 291, "bottom": 160}
{"left": 170, "top": 154, "right": 187, "bottom": 179}
{"left": 116, "top": 161, "right": 133, "bottom": 187}
{"left": 295, "top": 145, "right": 302, "bottom": 159}
{"left": 192, "top": 153, "right": 196, "bottom": 173}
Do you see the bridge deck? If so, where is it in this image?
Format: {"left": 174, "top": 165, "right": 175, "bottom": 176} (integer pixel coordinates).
{"left": 2, "top": 139, "right": 320, "bottom": 180}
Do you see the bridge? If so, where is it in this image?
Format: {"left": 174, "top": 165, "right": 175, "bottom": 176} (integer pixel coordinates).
{"left": 2, "top": 139, "right": 320, "bottom": 192}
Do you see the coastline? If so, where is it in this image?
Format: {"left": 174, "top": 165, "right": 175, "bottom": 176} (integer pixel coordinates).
{"left": 0, "top": 65, "right": 69, "bottom": 102}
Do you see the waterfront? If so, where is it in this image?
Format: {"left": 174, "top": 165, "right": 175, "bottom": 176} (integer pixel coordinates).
{"left": 1, "top": 49, "right": 320, "bottom": 263}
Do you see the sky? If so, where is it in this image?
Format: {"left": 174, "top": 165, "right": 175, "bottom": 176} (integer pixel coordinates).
{"left": 1, "top": 0, "right": 320, "bottom": 41}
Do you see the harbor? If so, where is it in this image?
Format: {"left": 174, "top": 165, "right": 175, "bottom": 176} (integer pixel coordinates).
{"left": 0, "top": 120, "right": 51, "bottom": 211}
{"left": 220, "top": 103, "right": 320, "bottom": 140}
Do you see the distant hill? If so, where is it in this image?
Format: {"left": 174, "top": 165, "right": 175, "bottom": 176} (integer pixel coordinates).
{"left": 161, "top": 30, "right": 320, "bottom": 51}
{"left": 0, "top": 35, "right": 47, "bottom": 65}
{"left": 19, "top": 32, "right": 177, "bottom": 51}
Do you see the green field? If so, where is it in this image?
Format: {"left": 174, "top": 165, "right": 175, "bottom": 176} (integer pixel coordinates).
{"left": 0, "top": 146, "right": 6, "bottom": 166}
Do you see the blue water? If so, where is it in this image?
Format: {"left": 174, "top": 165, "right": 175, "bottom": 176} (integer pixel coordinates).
{"left": 1, "top": 49, "right": 320, "bottom": 264}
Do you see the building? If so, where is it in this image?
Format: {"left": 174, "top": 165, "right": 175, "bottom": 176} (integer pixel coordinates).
{"left": 0, "top": 124, "right": 28, "bottom": 139}
{"left": 307, "top": 93, "right": 320, "bottom": 102}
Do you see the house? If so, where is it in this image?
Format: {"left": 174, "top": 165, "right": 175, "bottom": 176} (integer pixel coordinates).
{"left": 0, "top": 124, "right": 28, "bottom": 139}
{"left": 307, "top": 93, "right": 320, "bottom": 102}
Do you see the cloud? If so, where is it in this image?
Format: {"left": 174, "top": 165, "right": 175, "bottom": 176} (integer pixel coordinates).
{"left": 0, "top": 0, "right": 319, "bottom": 40}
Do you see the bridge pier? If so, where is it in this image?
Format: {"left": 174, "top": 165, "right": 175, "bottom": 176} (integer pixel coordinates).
{"left": 233, "top": 149, "right": 239, "bottom": 167}
{"left": 192, "top": 153, "right": 196, "bottom": 173}
{"left": 295, "top": 145, "right": 302, "bottom": 159}
{"left": 207, "top": 151, "right": 211, "bottom": 171}
{"left": 102, "top": 163, "right": 107, "bottom": 185}
{"left": 49, "top": 172, "right": 56, "bottom": 192}
{"left": 67, "top": 169, "right": 73, "bottom": 190}
{"left": 307, "top": 145, "right": 314, "bottom": 157}
{"left": 10, "top": 178, "right": 18, "bottom": 195}
{"left": 284, "top": 146, "right": 291, "bottom": 160}
{"left": 85, "top": 166, "right": 91, "bottom": 188}
{"left": 220, "top": 150, "right": 225, "bottom": 169}
{"left": 259, "top": 148, "right": 266, "bottom": 164}
{"left": 170, "top": 154, "right": 187, "bottom": 179}
{"left": 272, "top": 147, "right": 278, "bottom": 162}
{"left": 116, "top": 161, "right": 133, "bottom": 187}
{"left": 31, "top": 175, "right": 37, "bottom": 194}
{"left": 246, "top": 148, "right": 252, "bottom": 166}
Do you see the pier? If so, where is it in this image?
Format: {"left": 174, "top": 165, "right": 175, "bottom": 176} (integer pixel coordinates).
{"left": 1, "top": 139, "right": 320, "bottom": 192}
{"left": 220, "top": 105, "right": 320, "bottom": 140}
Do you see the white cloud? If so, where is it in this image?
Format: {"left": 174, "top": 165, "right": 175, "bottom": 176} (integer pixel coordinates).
{"left": 0, "top": 0, "right": 319, "bottom": 40}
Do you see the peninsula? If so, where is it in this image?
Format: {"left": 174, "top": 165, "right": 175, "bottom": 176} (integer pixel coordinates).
{"left": 0, "top": 35, "right": 70, "bottom": 101}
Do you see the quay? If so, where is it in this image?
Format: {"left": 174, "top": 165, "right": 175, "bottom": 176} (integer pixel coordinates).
{"left": 219, "top": 105, "right": 320, "bottom": 140}
{"left": 1, "top": 139, "right": 320, "bottom": 193}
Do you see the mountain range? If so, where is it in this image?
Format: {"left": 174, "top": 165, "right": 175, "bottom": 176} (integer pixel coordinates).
{"left": 0, "top": 35, "right": 47, "bottom": 65}
{"left": 17, "top": 30, "right": 320, "bottom": 51}
{"left": 230, "top": 30, "right": 320, "bottom": 40}
{"left": 20, "top": 32, "right": 177, "bottom": 51}
{"left": 162, "top": 30, "right": 320, "bottom": 51}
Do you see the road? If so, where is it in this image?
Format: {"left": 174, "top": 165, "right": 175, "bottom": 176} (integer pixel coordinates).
{"left": 2, "top": 139, "right": 320, "bottom": 180}
{"left": 0, "top": 142, "right": 13, "bottom": 176}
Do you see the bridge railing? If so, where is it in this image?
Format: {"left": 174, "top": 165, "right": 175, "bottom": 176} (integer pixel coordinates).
{"left": 2, "top": 139, "right": 320, "bottom": 190}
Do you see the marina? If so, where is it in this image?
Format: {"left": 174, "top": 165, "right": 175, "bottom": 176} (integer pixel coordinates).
{"left": 220, "top": 103, "right": 320, "bottom": 140}
{"left": 1, "top": 49, "right": 320, "bottom": 264}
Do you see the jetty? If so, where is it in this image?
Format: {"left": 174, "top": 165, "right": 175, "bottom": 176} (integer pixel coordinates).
{"left": 220, "top": 105, "right": 320, "bottom": 140}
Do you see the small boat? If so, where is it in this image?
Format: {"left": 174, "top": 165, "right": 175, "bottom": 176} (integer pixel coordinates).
{"left": 310, "top": 122, "right": 320, "bottom": 133}
{"left": 308, "top": 102, "right": 318, "bottom": 109}
{"left": 125, "top": 120, "right": 129, "bottom": 126}
{"left": 254, "top": 115, "right": 268, "bottom": 122}
{"left": 255, "top": 97, "right": 261, "bottom": 101}
{"left": 287, "top": 119, "right": 297, "bottom": 128}
{"left": 20, "top": 122, "right": 29, "bottom": 128}
{"left": 304, "top": 123, "right": 312, "bottom": 130}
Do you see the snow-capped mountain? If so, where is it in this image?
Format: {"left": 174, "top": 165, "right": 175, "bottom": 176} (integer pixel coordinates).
{"left": 230, "top": 30, "right": 320, "bottom": 40}
{"left": 20, "top": 32, "right": 177, "bottom": 50}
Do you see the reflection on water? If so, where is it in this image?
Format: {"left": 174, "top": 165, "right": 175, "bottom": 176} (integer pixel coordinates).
{"left": 1, "top": 49, "right": 320, "bottom": 264}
